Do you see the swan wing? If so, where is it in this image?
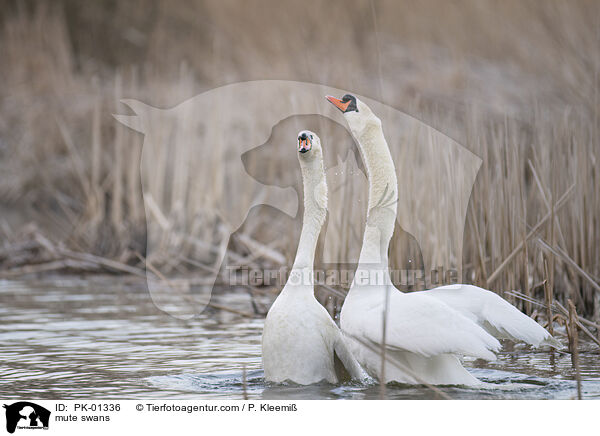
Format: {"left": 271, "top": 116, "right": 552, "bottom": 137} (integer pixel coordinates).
{"left": 358, "top": 290, "right": 501, "bottom": 360}
{"left": 424, "top": 284, "right": 561, "bottom": 348}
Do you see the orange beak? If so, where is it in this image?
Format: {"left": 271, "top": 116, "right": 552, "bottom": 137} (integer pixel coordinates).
{"left": 326, "top": 95, "right": 350, "bottom": 113}
{"left": 298, "top": 138, "right": 311, "bottom": 153}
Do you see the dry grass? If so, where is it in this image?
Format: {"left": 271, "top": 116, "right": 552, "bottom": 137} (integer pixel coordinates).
{"left": 0, "top": 1, "right": 598, "bottom": 326}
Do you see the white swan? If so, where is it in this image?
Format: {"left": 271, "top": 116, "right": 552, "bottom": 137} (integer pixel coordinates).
{"left": 262, "top": 130, "right": 367, "bottom": 384}
{"left": 327, "top": 94, "right": 559, "bottom": 386}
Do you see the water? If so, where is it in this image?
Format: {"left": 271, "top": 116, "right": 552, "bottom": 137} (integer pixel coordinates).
{"left": 1, "top": 278, "right": 599, "bottom": 400}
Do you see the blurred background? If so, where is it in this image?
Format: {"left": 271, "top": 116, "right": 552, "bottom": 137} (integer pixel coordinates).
{"left": 0, "top": 0, "right": 598, "bottom": 324}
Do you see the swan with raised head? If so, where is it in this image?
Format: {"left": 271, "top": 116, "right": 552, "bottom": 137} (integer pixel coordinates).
{"left": 327, "top": 94, "right": 559, "bottom": 385}
{"left": 262, "top": 130, "right": 367, "bottom": 384}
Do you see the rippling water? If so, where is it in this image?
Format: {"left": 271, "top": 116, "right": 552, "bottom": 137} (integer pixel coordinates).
{"left": 1, "top": 278, "right": 599, "bottom": 400}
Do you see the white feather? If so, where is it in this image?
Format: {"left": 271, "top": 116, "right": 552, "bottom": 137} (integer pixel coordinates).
{"left": 423, "top": 284, "right": 562, "bottom": 348}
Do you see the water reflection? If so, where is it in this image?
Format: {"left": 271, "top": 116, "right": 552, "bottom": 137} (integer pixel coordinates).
{"left": 0, "top": 279, "right": 598, "bottom": 399}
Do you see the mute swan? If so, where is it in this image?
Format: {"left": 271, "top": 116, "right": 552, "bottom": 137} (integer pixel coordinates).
{"left": 262, "top": 130, "right": 367, "bottom": 384}
{"left": 327, "top": 94, "right": 559, "bottom": 385}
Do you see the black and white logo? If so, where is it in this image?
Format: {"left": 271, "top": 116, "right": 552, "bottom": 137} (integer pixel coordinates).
{"left": 3, "top": 402, "right": 50, "bottom": 434}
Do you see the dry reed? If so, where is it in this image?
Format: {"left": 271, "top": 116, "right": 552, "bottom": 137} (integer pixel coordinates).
{"left": 0, "top": 1, "right": 598, "bottom": 328}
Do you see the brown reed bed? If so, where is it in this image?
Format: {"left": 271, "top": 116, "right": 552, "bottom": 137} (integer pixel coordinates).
{"left": 0, "top": 0, "right": 598, "bottom": 346}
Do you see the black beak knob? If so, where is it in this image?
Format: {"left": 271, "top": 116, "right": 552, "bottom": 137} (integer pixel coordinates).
{"left": 299, "top": 132, "right": 307, "bottom": 141}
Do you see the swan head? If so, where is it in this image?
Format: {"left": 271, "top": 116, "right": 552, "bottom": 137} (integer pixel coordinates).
{"left": 297, "top": 130, "right": 322, "bottom": 159}
{"left": 326, "top": 94, "right": 359, "bottom": 114}
{"left": 326, "top": 94, "right": 375, "bottom": 136}
{"left": 296, "top": 130, "right": 327, "bottom": 213}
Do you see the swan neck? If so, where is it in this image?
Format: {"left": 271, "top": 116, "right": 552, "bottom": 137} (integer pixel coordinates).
{"left": 291, "top": 155, "right": 327, "bottom": 274}
{"left": 352, "top": 113, "right": 398, "bottom": 271}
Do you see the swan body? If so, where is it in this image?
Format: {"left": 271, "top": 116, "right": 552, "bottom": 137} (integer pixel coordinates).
{"left": 327, "top": 94, "right": 559, "bottom": 386}
{"left": 262, "top": 131, "right": 366, "bottom": 384}
{"left": 340, "top": 286, "right": 500, "bottom": 385}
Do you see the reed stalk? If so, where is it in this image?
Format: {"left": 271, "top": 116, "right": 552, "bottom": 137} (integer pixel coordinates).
{"left": 567, "top": 299, "right": 582, "bottom": 400}
{"left": 543, "top": 260, "right": 554, "bottom": 336}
